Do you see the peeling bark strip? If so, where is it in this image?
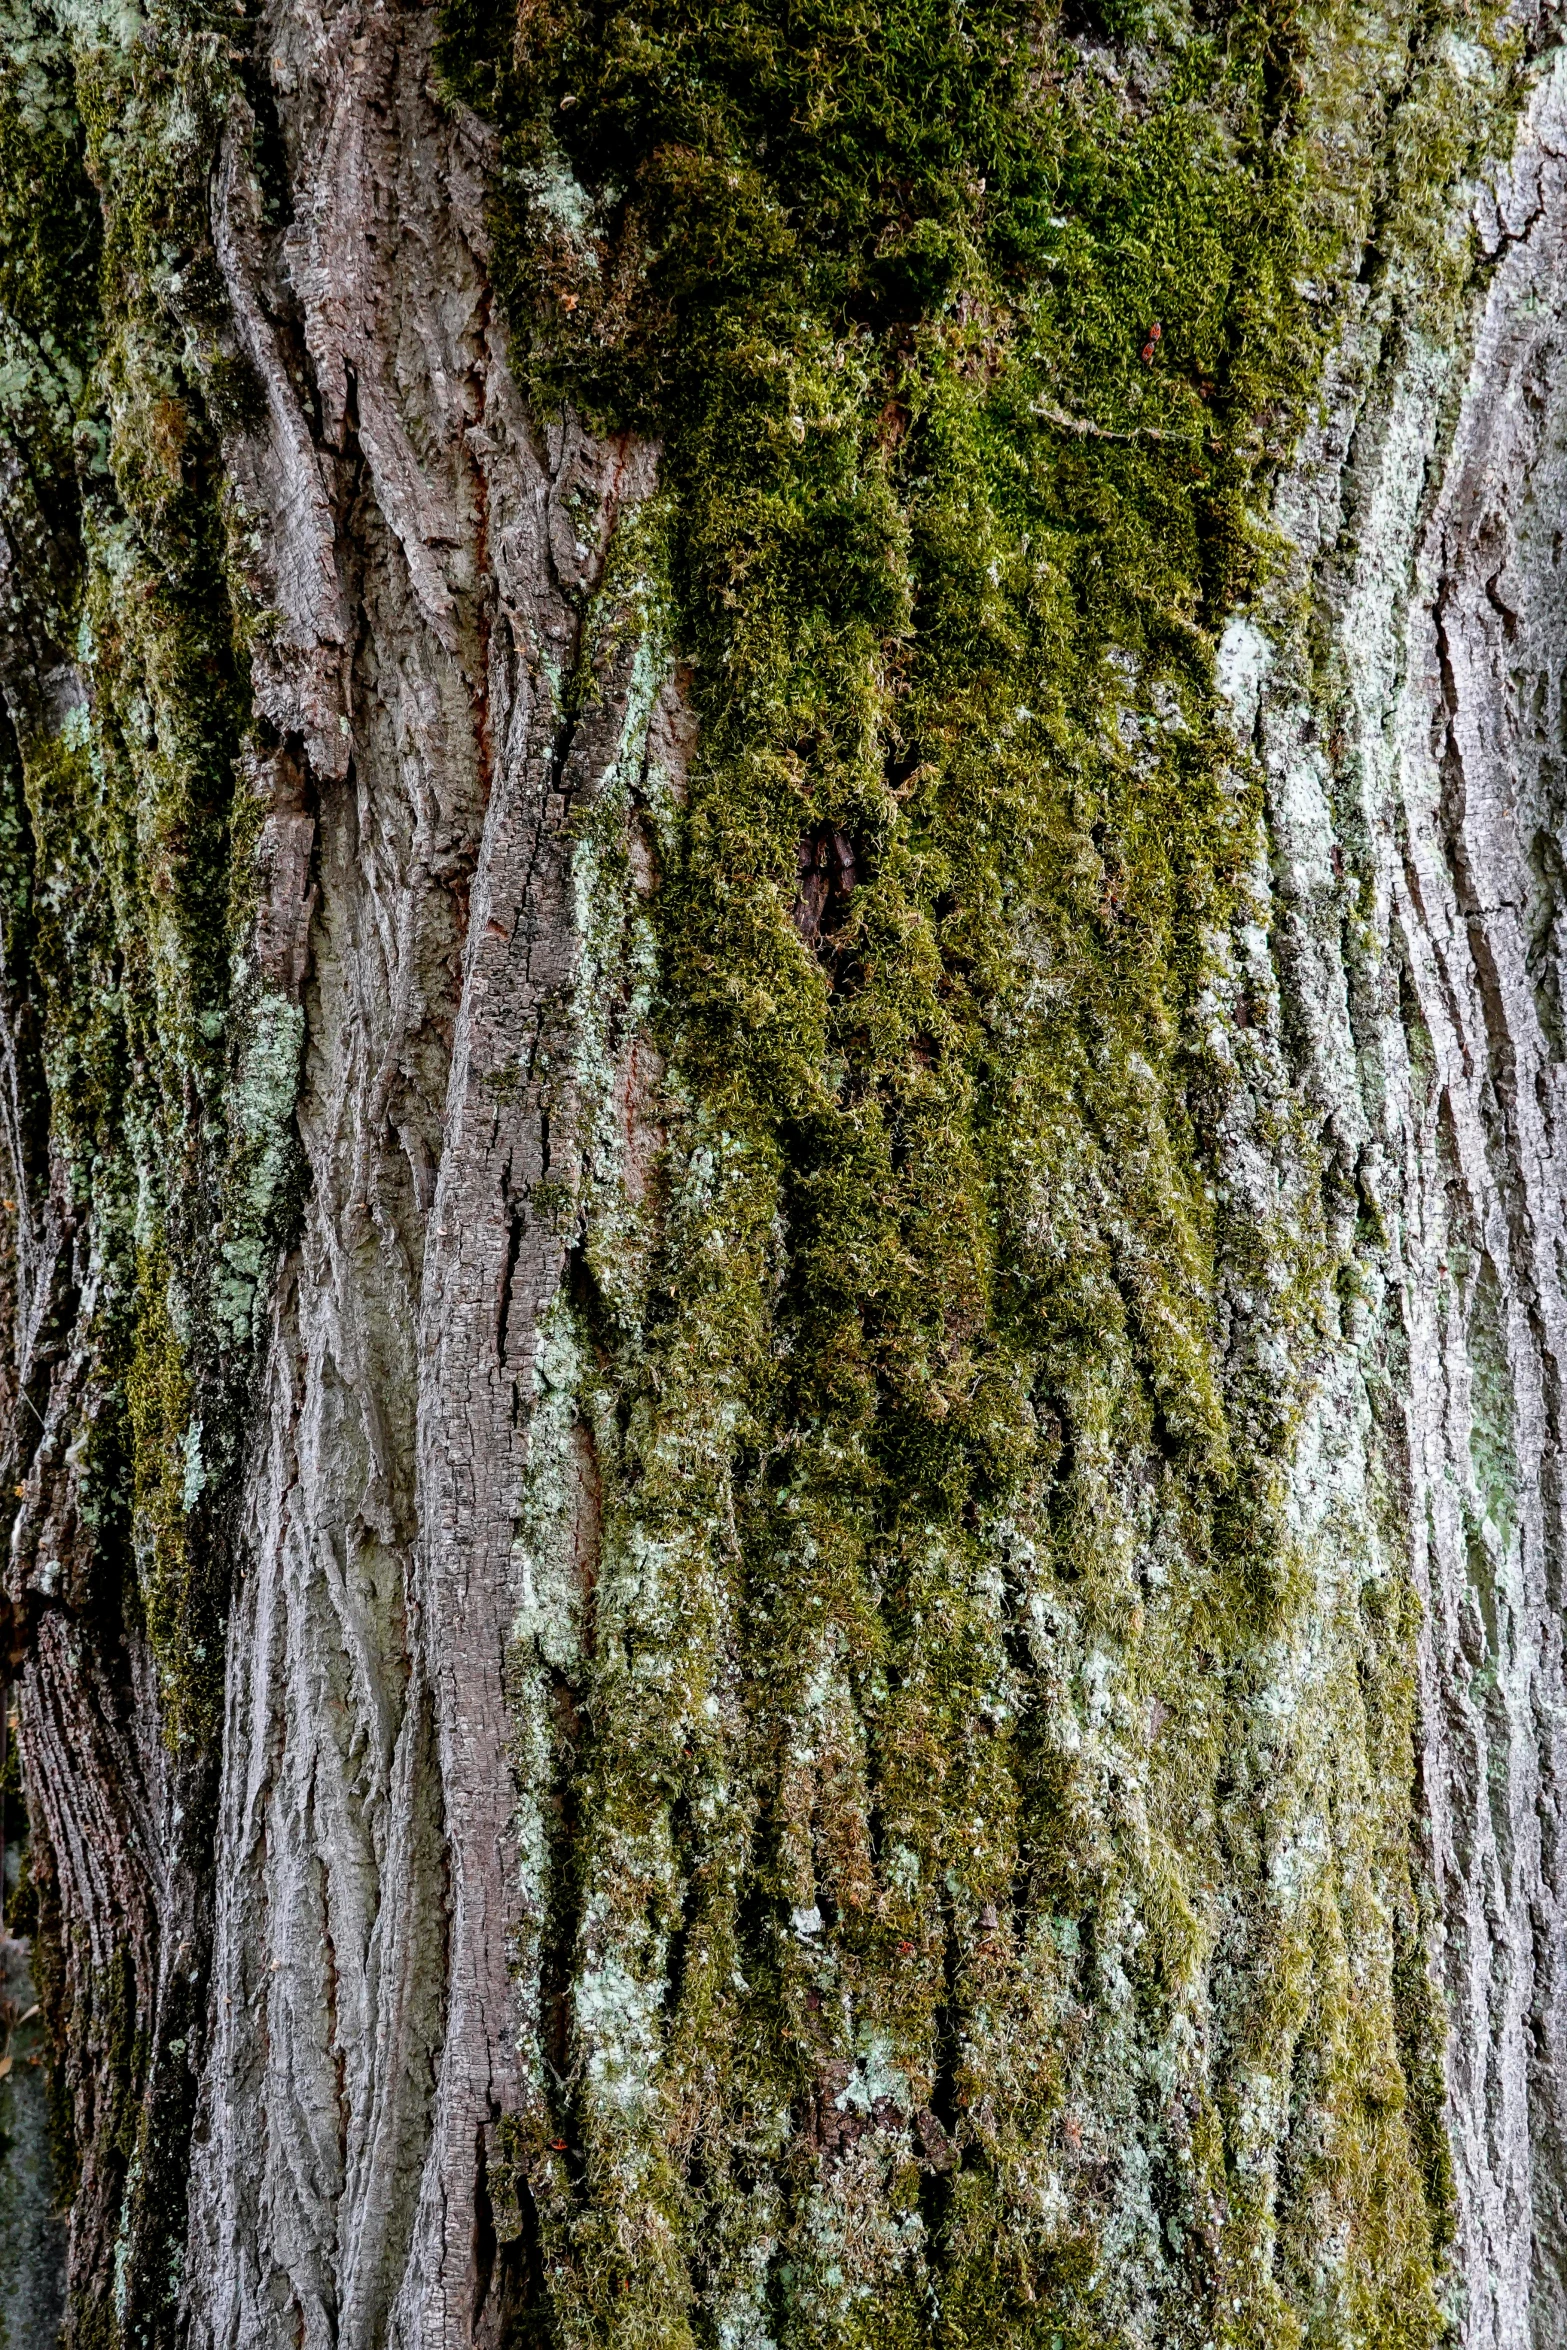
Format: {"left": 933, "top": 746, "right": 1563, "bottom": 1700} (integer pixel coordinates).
{"left": 7, "top": 0, "right": 1567, "bottom": 2336}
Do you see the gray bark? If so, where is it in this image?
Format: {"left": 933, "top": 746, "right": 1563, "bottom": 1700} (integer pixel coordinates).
{"left": 1244, "top": 61, "right": 1567, "bottom": 2340}
{"left": 188, "top": 11, "right": 667, "bottom": 2338}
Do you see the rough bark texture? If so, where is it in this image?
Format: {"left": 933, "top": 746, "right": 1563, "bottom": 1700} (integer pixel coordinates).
{"left": 181, "top": 24, "right": 666, "bottom": 2338}
{"left": 10, "top": 0, "right": 1567, "bottom": 2342}
{"left": 1243, "top": 69, "right": 1567, "bottom": 2338}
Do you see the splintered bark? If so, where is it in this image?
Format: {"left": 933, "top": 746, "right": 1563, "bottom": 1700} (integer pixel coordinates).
{"left": 8, "top": 0, "right": 1567, "bottom": 2341}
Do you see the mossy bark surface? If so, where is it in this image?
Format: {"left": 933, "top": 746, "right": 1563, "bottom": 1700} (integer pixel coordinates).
{"left": 2, "top": 0, "right": 1567, "bottom": 2340}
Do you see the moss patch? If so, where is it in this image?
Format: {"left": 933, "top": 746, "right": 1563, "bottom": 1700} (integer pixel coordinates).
{"left": 1, "top": 0, "right": 312, "bottom": 2333}
{"left": 443, "top": 0, "right": 1534, "bottom": 2338}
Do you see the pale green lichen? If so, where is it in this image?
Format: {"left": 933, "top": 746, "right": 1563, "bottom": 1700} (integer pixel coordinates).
{"left": 211, "top": 986, "right": 306, "bottom": 1347}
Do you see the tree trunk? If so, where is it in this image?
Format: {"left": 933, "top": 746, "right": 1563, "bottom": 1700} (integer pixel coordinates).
{"left": 6, "top": 0, "right": 1567, "bottom": 2340}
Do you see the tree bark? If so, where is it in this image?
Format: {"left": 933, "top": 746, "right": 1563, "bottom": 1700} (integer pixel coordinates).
{"left": 7, "top": 0, "right": 1567, "bottom": 2342}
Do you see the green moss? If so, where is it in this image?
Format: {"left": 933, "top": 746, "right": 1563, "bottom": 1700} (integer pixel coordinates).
{"left": 125, "top": 1242, "right": 207, "bottom": 1733}
{"left": 0, "top": 0, "right": 98, "bottom": 503}
{"left": 40, "top": 0, "right": 299, "bottom": 1765}
{"left": 439, "top": 0, "right": 1530, "bottom": 2335}
{"left": 1, "top": 1, "right": 312, "bottom": 2331}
